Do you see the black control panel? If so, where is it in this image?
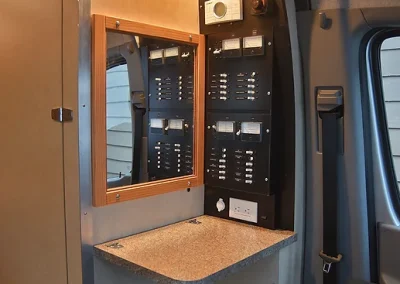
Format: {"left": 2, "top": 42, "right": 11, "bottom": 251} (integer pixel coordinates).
{"left": 200, "top": 0, "right": 295, "bottom": 230}
{"left": 148, "top": 45, "right": 194, "bottom": 109}
{"left": 145, "top": 40, "right": 195, "bottom": 181}
{"left": 148, "top": 111, "right": 193, "bottom": 180}
{"left": 205, "top": 112, "right": 271, "bottom": 195}
{"left": 207, "top": 30, "right": 273, "bottom": 112}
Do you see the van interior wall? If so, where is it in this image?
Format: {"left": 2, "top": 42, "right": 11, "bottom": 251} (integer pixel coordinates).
{"left": 311, "top": 0, "right": 400, "bottom": 10}
{"left": 80, "top": 1, "right": 204, "bottom": 283}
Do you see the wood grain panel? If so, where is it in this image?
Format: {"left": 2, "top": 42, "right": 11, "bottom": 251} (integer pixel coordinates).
{"left": 106, "top": 176, "right": 202, "bottom": 204}
{"left": 194, "top": 35, "right": 206, "bottom": 184}
{"left": 92, "top": 14, "right": 108, "bottom": 206}
{"left": 91, "top": 0, "right": 199, "bottom": 34}
{"left": 105, "top": 16, "right": 199, "bottom": 45}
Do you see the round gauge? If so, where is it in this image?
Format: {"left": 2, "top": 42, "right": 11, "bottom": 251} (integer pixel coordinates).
{"left": 213, "top": 2, "right": 227, "bottom": 19}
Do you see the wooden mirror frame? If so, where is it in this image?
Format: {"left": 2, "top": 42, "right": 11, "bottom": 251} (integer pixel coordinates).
{"left": 92, "top": 14, "right": 205, "bottom": 207}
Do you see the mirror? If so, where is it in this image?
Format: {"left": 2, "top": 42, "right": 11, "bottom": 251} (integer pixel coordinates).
{"left": 92, "top": 15, "right": 204, "bottom": 206}
{"left": 105, "top": 32, "right": 195, "bottom": 190}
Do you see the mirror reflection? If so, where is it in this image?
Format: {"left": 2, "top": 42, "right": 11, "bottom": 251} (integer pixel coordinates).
{"left": 106, "top": 31, "right": 195, "bottom": 190}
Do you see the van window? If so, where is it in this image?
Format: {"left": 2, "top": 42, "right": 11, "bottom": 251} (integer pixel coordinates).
{"left": 106, "top": 62, "right": 133, "bottom": 180}
{"left": 380, "top": 36, "right": 400, "bottom": 190}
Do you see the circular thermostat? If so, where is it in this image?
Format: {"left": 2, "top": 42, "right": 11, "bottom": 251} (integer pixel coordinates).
{"left": 213, "top": 2, "right": 227, "bottom": 19}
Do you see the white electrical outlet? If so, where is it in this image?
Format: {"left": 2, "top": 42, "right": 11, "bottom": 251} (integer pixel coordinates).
{"left": 229, "top": 198, "right": 258, "bottom": 223}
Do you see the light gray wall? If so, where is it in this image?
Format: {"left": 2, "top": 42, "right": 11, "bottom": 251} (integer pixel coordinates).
{"left": 381, "top": 37, "right": 400, "bottom": 189}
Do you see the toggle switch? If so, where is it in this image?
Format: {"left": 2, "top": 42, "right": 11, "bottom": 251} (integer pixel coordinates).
{"left": 213, "top": 48, "right": 222, "bottom": 54}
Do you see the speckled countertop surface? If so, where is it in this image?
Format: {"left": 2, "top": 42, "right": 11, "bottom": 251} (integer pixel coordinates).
{"left": 94, "top": 215, "right": 296, "bottom": 284}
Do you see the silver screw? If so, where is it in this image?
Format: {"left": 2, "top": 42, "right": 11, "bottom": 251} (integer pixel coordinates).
{"left": 265, "top": 178, "right": 269, "bottom": 182}
{"left": 116, "top": 21, "right": 120, "bottom": 28}
{"left": 208, "top": 92, "right": 211, "bottom": 95}
{"left": 268, "top": 42, "right": 272, "bottom": 46}
{"left": 189, "top": 35, "right": 193, "bottom": 41}
{"left": 84, "top": 212, "right": 87, "bottom": 215}
{"left": 209, "top": 48, "right": 212, "bottom": 51}
{"left": 148, "top": 159, "right": 150, "bottom": 163}
{"left": 266, "top": 129, "right": 270, "bottom": 133}
{"left": 267, "top": 91, "right": 271, "bottom": 96}
{"left": 208, "top": 126, "right": 211, "bottom": 129}
{"left": 149, "top": 93, "right": 151, "bottom": 97}
{"left": 116, "top": 194, "right": 120, "bottom": 199}
{"left": 200, "top": 5, "right": 203, "bottom": 8}
{"left": 207, "top": 169, "right": 210, "bottom": 172}
{"left": 188, "top": 181, "right": 191, "bottom": 186}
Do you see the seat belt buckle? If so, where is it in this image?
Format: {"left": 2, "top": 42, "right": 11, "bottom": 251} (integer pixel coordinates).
{"left": 322, "top": 261, "right": 332, "bottom": 274}
{"left": 316, "top": 88, "right": 343, "bottom": 117}
{"left": 319, "top": 250, "right": 343, "bottom": 274}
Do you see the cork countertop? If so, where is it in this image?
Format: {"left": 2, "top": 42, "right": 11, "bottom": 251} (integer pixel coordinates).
{"left": 94, "top": 215, "right": 296, "bottom": 284}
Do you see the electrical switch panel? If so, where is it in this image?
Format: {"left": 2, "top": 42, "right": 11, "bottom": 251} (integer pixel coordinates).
{"left": 148, "top": 45, "right": 194, "bottom": 109}
{"left": 148, "top": 111, "right": 193, "bottom": 180}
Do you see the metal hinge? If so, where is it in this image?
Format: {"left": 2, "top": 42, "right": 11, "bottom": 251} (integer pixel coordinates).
{"left": 51, "top": 107, "right": 73, "bottom": 122}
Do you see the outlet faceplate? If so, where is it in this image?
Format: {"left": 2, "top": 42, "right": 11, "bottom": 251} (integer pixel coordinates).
{"left": 229, "top": 198, "right": 258, "bottom": 223}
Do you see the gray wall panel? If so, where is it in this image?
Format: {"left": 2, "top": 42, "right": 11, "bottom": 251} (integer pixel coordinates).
{"left": 311, "top": 0, "right": 400, "bottom": 10}
{"left": 298, "top": 9, "right": 371, "bottom": 284}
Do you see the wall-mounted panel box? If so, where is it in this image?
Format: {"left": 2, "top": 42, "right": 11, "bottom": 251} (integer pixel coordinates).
{"left": 200, "top": 0, "right": 295, "bottom": 230}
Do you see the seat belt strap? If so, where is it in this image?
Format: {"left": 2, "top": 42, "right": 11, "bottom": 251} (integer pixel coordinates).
{"left": 131, "top": 105, "right": 146, "bottom": 184}
{"left": 317, "top": 88, "right": 344, "bottom": 284}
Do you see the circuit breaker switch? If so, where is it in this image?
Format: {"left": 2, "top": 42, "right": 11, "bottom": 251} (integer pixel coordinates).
{"left": 220, "top": 73, "right": 228, "bottom": 78}
{"left": 246, "top": 168, "right": 253, "bottom": 172}
{"left": 246, "top": 150, "right": 254, "bottom": 155}
{"left": 245, "top": 180, "right": 253, "bottom": 184}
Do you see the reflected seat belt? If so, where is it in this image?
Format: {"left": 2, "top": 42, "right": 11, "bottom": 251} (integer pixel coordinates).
{"left": 122, "top": 40, "right": 146, "bottom": 185}
{"left": 131, "top": 102, "right": 146, "bottom": 184}
{"left": 317, "top": 88, "right": 344, "bottom": 284}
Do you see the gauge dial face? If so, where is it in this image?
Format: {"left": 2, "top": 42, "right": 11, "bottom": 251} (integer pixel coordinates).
{"left": 150, "top": 118, "right": 164, "bottom": 128}
{"left": 243, "top": 36, "right": 264, "bottom": 49}
{"left": 149, "top": 49, "right": 163, "bottom": 59}
{"left": 216, "top": 121, "right": 234, "bottom": 133}
{"left": 241, "top": 122, "right": 262, "bottom": 134}
{"left": 222, "top": 38, "right": 241, "bottom": 51}
{"left": 164, "top": 47, "right": 179, "bottom": 58}
{"left": 213, "top": 2, "right": 227, "bottom": 18}
{"left": 169, "top": 119, "right": 184, "bottom": 130}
